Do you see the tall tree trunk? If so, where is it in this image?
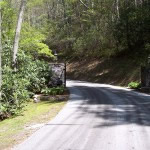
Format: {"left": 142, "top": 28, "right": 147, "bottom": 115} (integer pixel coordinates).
{"left": 116, "top": 0, "right": 120, "bottom": 18}
{"left": 126, "top": 14, "right": 132, "bottom": 51}
{"left": 62, "top": 0, "right": 66, "bottom": 20}
{"left": 0, "top": 0, "right": 2, "bottom": 99}
{"left": 12, "top": 0, "right": 27, "bottom": 71}
{"left": 135, "top": 0, "right": 137, "bottom": 7}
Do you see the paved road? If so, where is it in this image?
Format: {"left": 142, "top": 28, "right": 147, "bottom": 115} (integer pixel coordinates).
{"left": 15, "top": 80, "right": 150, "bottom": 150}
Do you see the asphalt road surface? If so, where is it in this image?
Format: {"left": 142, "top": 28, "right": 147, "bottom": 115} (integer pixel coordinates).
{"left": 15, "top": 80, "right": 150, "bottom": 150}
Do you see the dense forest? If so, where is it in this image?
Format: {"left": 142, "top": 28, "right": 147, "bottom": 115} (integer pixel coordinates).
{"left": 0, "top": 0, "right": 150, "bottom": 119}
{"left": 38, "top": 0, "right": 149, "bottom": 59}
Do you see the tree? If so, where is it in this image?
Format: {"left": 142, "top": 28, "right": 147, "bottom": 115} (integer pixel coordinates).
{"left": 12, "top": 0, "right": 27, "bottom": 71}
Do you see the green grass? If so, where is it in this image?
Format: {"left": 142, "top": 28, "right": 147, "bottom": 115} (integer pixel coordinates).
{"left": 0, "top": 100, "right": 66, "bottom": 150}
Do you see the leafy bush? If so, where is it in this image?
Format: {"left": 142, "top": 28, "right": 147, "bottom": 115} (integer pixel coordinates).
{"left": 0, "top": 66, "right": 30, "bottom": 119}
{"left": 0, "top": 5, "right": 55, "bottom": 120}
{"left": 17, "top": 51, "right": 51, "bottom": 93}
{"left": 20, "top": 23, "right": 53, "bottom": 58}
{"left": 128, "top": 82, "right": 141, "bottom": 89}
{"left": 41, "top": 87, "right": 65, "bottom": 95}
{"left": 0, "top": 49, "right": 52, "bottom": 120}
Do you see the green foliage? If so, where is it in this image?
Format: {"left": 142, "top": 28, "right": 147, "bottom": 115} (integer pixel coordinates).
{"left": 1, "top": 66, "right": 30, "bottom": 119}
{"left": 20, "top": 23, "right": 53, "bottom": 58}
{"left": 27, "top": 0, "right": 45, "bottom": 8}
{"left": 41, "top": 87, "right": 65, "bottom": 95}
{"left": 44, "top": 0, "right": 150, "bottom": 59}
{"left": 128, "top": 82, "right": 141, "bottom": 89}
{"left": 0, "top": 46, "right": 52, "bottom": 120}
{"left": 113, "top": 2, "right": 150, "bottom": 55}
{"left": 2, "top": 1, "right": 17, "bottom": 42}
{"left": 17, "top": 51, "right": 51, "bottom": 93}
{"left": 0, "top": 1, "right": 55, "bottom": 120}
{"left": 36, "top": 43, "right": 53, "bottom": 57}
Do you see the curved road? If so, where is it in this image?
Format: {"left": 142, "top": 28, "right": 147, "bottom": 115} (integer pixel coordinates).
{"left": 15, "top": 80, "right": 150, "bottom": 150}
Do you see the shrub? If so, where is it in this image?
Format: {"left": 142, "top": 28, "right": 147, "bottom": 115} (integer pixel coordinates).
{"left": 20, "top": 23, "right": 54, "bottom": 58}
{"left": 0, "top": 66, "right": 30, "bottom": 119}
{"left": 0, "top": 13, "right": 54, "bottom": 120}
{"left": 17, "top": 51, "right": 51, "bottom": 93}
{"left": 0, "top": 50, "right": 52, "bottom": 120}
{"left": 41, "top": 87, "right": 65, "bottom": 95}
{"left": 128, "top": 82, "right": 141, "bottom": 89}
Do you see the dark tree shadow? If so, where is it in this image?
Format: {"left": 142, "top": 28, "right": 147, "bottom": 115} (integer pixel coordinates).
{"left": 68, "top": 85, "right": 150, "bottom": 127}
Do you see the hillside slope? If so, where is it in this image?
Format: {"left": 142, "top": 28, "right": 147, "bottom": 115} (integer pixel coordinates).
{"left": 67, "top": 57, "right": 141, "bottom": 87}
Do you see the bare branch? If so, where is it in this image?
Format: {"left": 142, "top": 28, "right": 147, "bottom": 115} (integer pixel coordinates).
{"left": 79, "top": 0, "right": 89, "bottom": 9}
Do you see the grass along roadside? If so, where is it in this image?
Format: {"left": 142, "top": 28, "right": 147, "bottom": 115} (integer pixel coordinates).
{"left": 0, "top": 99, "right": 67, "bottom": 150}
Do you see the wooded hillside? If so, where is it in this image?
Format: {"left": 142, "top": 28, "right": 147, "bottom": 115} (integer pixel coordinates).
{"left": 41, "top": 0, "right": 150, "bottom": 60}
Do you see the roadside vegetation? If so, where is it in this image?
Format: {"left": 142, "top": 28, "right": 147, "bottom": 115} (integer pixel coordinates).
{"left": 0, "top": 0, "right": 55, "bottom": 120}
{"left": 0, "top": 0, "right": 150, "bottom": 119}
{"left": 128, "top": 82, "right": 141, "bottom": 89}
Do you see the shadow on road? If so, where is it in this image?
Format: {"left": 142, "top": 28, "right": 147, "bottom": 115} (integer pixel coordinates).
{"left": 68, "top": 85, "right": 150, "bottom": 127}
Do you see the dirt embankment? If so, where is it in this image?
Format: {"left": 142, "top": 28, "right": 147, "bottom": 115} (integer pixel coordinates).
{"left": 66, "top": 57, "right": 141, "bottom": 87}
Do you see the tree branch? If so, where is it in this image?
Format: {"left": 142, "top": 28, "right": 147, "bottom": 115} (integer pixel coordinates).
{"left": 79, "top": 0, "right": 89, "bottom": 9}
